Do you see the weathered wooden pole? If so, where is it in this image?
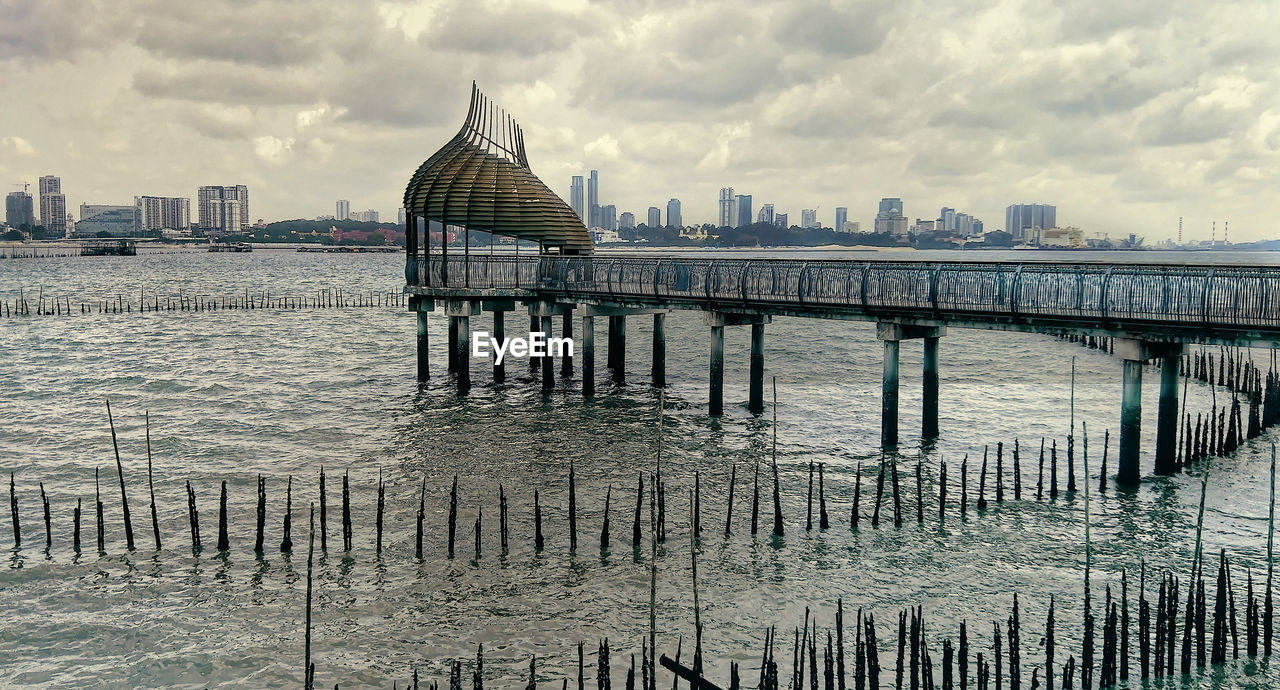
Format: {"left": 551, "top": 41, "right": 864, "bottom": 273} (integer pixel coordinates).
{"left": 601, "top": 485, "right": 612, "bottom": 550}
{"left": 216, "top": 480, "right": 229, "bottom": 551}
{"left": 282, "top": 476, "right": 293, "bottom": 552}
{"left": 725, "top": 464, "right": 736, "bottom": 538}
{"left": 976, "top": 447, "right": 988, "bottom": 511}
{"left": 633, "top": 473, "right": 644, "bottom": 547}
{"left": 415, "top": 477, "right": 425, "bottom": 559}
{"left": 569, "top": 459, "right": 578, "bottom": 551}
{"left": 872, "top": 461, "right": 885, "bottom": 526}
{"left": 1269, "top": 444, "right": 1276, "bottom": 656}
{"left": 914, "top": 462, "right": 923, "bottom": 524}
{"left": 319, "top": 467, "right": 328, "bottom": 551}
{"left": 341, "top": 471, "right": 352, "bottom": 552}
{"left": 304, "top": 503, "right": 315, "bottom": 690}
{"left": 376, "top": 470, "right": 385, "bottom": 555}
{"left": 40, "top": 482, "right": 50, "bottom": 548}
{"left": 960, "top": 455, "right": 968, "bottom": 515}
{"left": 772, "top": 379, "right": 783, "bottom": 537}
{"left": 534, "top": 489, "right": 544, "bottom": 551}
{"left": 185, "top": 479, "right": 200, "bottom": 552}
{"left": 806, "top": 463, "right": 814, "bottom": 531}
{"left": 820, "top": 463, "right": 830, "bottom": 530}
{"left": 500, "top": 484, "right": 509, "bottom": 553}
{"left": 448, "top": 475, "right": 458, "bottom": 558}
{"left": 851, "top": 463, "right": 861, "bottom": 530}
{"left": 106, "top": 400, "right": 135, "bottom": 550}
{"left": 1044, "top": 597, "right": 1054, "bottom": 690}
{"left": 938, "top": 458, "right": 947, "bottom": 521}
{"left": 73, "top": 498, "right": 81, "bottom": 552}
{"left": 146, "top": 412, "right": 161, "bottom": 550}
{"left": 7, "top": 472, "right": 17, "bottom": 548}
{"left": 255, "top": 474, "right": 266, "bottom": 553}
{"left": 995, "top": 441, "right": 1004, "bottom": 503}
{"left": 1011, "top": 439, "right": 1021, "bottom": 500}
{"left": 1036, "top": 439, "right": 1045, "bottom": 500}
{"left": 95, "top": 469, "right": 105, "bottom": 553}
{"left": 474, "top": 507, "right": 482, "bottom": 560}
{"left": 752, "top": 461, "right": 760, "bottom": 535}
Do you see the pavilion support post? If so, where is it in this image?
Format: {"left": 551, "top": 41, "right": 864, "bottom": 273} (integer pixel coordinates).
{"left": 492, "top": 309, "right": 506, "bottom": 384}
{"left": 541, "top": 315, "right": 554, "bottom": 391}
{"left": 582, "top": 315, "right": 595, "bottom": 396}
{"left": 457, "top": 316, "right": 470, "bottom": 390}
{"left": 560, "top": 307, "right": 574, "bottom": 379}
{"left": 922, "top": 336, "right": 940, "bottom": 438}
{"left": 611, "top": 315, "right": 626, "bottom": 384}
{"left": 529, "top": 314, "right": 540, "bottom": 373}
{"left": 652, "top": 313, "right": 667, "bottom": 388}
{"left": 1119, "top": 360, "right": 1143, "bottom": 485}
{"left": 749, "top": 322, "right": 765, "bottom": 415}
{"left": 882, "top": 338, "right": 900, "bottom": 449}
{"left": 447, "top": 317, "right": 458, "bottom": 374}
{"left": 709, "top": 324, "right": 725, "bottom": 417}
{"left": 417, "top": 311, "right": 430, "bottom": 381}
{"left": 445, "top": 300, "right": 479, "bottom": 392}
{"left": 1155, "top": 352, "right": 1183, "bottom": 476}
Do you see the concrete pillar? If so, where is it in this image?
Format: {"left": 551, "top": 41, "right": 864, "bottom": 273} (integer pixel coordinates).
{"left": 447, "top": 317, "right": 458, "bottom": 374}
{"left": 1155, "top": 354, "right": 1181, "bottom": 476}
{"left": 652, "top": 313, "right": 666, "bottom": 387}
{"left": 560, "top": 308, "right": 574, "bottom": 379}
{"left": 709, "top": 324, "right": 725, "bottom": 416}
{"left": 922, "top": 336, "right": 939, "bottom": 438}
{"left": 1118, "top": 359, "right": 1143, "bottom": 486}
{"left": 749, "top": 322, "right": 765, "bottom": 415}
{"left": 582, "top": 315, "right": 595, "bottom": 396}
{"left": 416, "top": 310, "right": 429, "bottom": 382}
{"left": 529, "top": 313, "right": 540, "bottom": 373}
{"left": 540, "top": 315, "right": 554, "bottom": 390}
{"left": 611, "top": 315, "right": 626, "bottom": 384}
{"left": 882, "top": 339, "right": 900, "bottom": 449}
{"left": 492, "top": 310, "right": 505, "bottom": 384}
{"left": 456, "top": 315, "right": 470, "bottom": 391}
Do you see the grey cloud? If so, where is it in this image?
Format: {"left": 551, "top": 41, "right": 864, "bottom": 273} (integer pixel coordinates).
{"left": 133, "top": 66, "right": 322, "bottom": 105}
{"left": 428, "top": 4, "right": 590, "bottom": 59}
{"left": 774, "top": 1, "right": 889, "bottom": 58}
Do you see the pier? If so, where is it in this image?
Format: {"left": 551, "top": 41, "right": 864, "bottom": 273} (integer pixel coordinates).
{"left": 401, "top": 84, "right": 1280, "bottom": 486}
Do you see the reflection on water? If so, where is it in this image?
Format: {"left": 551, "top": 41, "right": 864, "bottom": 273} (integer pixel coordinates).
{"left": 0, "top": 249, "right": 1277, "bottom": 687}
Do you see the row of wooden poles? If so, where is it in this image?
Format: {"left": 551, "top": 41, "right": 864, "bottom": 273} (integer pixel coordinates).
{"left": 0, "top": 287, "right": 405, "bottom": 317}
{"left": 299, "top": 451, "right": 1280, "bottom": 690}
{"left": 3, "top": 410, "right": 1262, "bottom": 561}
{"left": 1178, "top": 347, "right": 1280, "bottom": 468}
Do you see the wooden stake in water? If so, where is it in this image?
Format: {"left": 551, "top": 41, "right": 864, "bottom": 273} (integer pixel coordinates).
{"left": 319, "top": 467, "right": 328, "bottom": 551}
{"left": 448, "top": 474, "right": 458, "bottom": 558}
{"left": 772, "top": 378, "right": 783, "bottom": 537}
{"left": 304, "top": 503, "right": 315, "bottom": 690}
{"left": 601, "top": 485, "right": 612, "bottom": 550}
{"left": 634, "top": 473, "right": 644, "bottom": 547}
{"left": 725, "top": 463, "right": 736, "bottom": 538}
{"left": 341, "top": 470, "right": 352, "bottom": 552}
{"left": 534, "top": 489, "right": 543, "bottom": 551}
{"left": 569, "top": 459, "right": 578, "bottom": 551}
{"left": 415, "top": 476, "right": 425, "bottom": 559}
{"left": 1268, "top": 444, "right": 1276, "bottom": 655}
{"left": 73, "top": 498, "right": 81, "bottom": 552}
{"left": 7, "top": 472, "right": 17, "bottom": 548}
{"left": 282, "top": 475, "right": 293, "bottom": 552}
{"left": 255, "top": 474, "right": 266, "bottom": 553}
{"left": 216, "top": 480, "right": 229, "bottom": 551}
{"left": 40, "top": 482, "right": 50, "bottom": 548}
{"left": 95, "top": 468, "right": 105, "bottom": 553}
{"left": 106, "top": 400, "right": 135, "bottom": 550}
{"left": 145, "top": 412, "right": 161, "bottom": 550}
{"left": 376, "top": 469, "right": 385, "bottom": 555}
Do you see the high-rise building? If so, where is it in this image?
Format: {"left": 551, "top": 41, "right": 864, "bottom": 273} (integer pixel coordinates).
{"left": 736, "top": 194, "right": 753, "bottom": 228}
{"left": 135, "top": 196, "right": 191, "bottom": 233}
{"left": 38, "top": 175, "right": 67, "bottom": 237}
{"left": 800, "top": 209, "right": 818, "bottom": 229}
{"left": 843, "top": 221, "right": 860, "bottom": 233}
{"left": 718, "top": 187, "right": 735, "bottom": 227}
{"left": 647, "top": 207, "right": 661, "bottom": 228}
{"left": 875, "top": 197, "right": 907, "bottom": 236}
{"left": 774, "top": 213, "right": 788, "bottom": 229}
{"left": 620, "top": 212, "right": 635, "bottom": 229}
{"left": 1004, "top": 204, "right": 1056, "bottom": 240}
{"left": 570, "top": 176, "right": 585, "bottom": 222}
{"left": 5, "top": 191, "right": 34, "bottom": 228}
{"left": 757, "top": 204, "right": 774, "bottom": 225}
{"left": 587, "top": 170, "right": 599, "bottom": 228}
{"left": 336, "top": 199, "right": 351, "bottom": 221}
{"left": 351, "top": 209, "right": 380, "bottom": 223}
{"left": 835, "top": 207, "right": 848, "bottom": 233}
{"left": 198, "top": 185, "right": 249, "bottom": 237}
{"left": 398, "top": 207, "right": 406, "bottom": 226}
{"left": 666, "top": 198, "right": 681, "bottom": 228}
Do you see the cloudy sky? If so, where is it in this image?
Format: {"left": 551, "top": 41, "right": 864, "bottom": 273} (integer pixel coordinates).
{"left": 2, "top": 0, "right": 1277, "bottom": 241}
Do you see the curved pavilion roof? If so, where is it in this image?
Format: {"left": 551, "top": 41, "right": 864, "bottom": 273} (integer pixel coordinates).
{"left": 403, "top": 83, "right": 594, "bottom": 254}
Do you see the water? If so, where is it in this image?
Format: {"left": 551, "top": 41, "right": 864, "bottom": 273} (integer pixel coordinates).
{"left": 1, "top": 248, "right": 1278, "bottom": 688}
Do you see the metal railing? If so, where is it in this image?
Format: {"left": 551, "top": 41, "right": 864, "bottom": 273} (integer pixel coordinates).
{"left": 407, "top": 254, "right": 1280, "bottom": 331}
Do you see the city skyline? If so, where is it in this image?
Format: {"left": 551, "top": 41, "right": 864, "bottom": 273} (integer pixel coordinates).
{"left": 2, "top": 2, "right": 1275, "bottom": 241}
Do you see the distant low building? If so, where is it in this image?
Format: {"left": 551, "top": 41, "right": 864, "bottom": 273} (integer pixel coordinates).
{"left": 1035, "top": 226, "right": 1084, "bottom": 248}
{"left": 76, "top": 204, "right": 136, "bottom": 237}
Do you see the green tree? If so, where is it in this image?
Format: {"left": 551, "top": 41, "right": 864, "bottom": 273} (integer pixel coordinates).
{"left": 1, "top": 229, "right": 24, "bottom": 241}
